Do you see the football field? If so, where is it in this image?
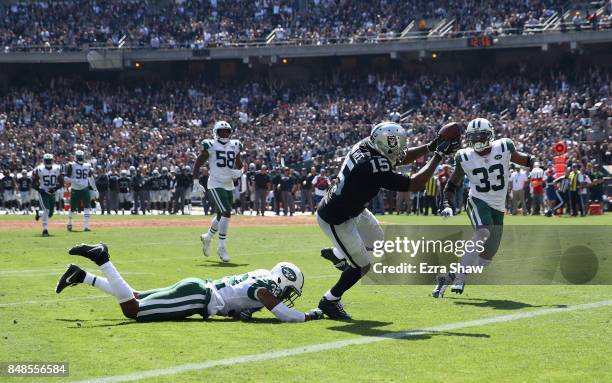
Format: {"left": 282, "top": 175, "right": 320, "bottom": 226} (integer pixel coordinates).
{"left": 1, "top": 213, "right": 611, "bottom": 382}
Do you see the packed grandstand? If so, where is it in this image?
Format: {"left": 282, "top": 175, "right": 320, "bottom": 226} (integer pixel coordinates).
{"left": 0, "top": 0, "right": 610, "bottom": 215}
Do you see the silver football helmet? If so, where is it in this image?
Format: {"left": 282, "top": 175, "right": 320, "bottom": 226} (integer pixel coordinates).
{"left": 213, "top": 120, "right": 233, "bottom": 144}
{"left": 466, "top": 118, "right": 494, "bottom": 152}
{"left": 369, "top": 121, "right": 408, "bottom": 165}
{"left": 270, "top": 262, "right": 304, "bottom": 307}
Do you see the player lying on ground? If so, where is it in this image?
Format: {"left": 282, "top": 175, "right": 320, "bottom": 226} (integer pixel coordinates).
{"left": 192, "top": 121, "right": 244, "bottom": 262}
{"left": 55, "top": 243, "right": 323, "bottom": 323}
{"left": 434, "top": 118, "right": 535, "bottom": 298}
{"left": 316, "top": 121, "right": 461, "bottom": 320}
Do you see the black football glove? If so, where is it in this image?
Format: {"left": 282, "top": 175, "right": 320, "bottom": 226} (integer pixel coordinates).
{"left": 435, "top": 137, "right": 461, "bottom": 156}
{"left": 306, "top": 308, "right": 324, "bottom": 320}
{"left": 427, "top": 137, "right": 439, "bottom": 152}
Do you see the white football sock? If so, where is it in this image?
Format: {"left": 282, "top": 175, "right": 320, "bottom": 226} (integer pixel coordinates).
{"left": 207, "top": 216, "right": 219, "bottom": 238}
{"left": 332, "top": 247, "right": 346, "bottom": 261}
{"left": 67, "top": 210, "right": 73, "bottom": 225}
{"left": 218, "top": 216, "right": 230, "bottom": 248}
{"left": 84, "top": 208, "right": 91, "bottom": 229}
{"left": 83, "top": 272, "right": 114, "bottom": 296}
{"left": 324, "top": 290, "right": 340, "bottom": 301}
{"left": 99, "top": 261, "right": 134, "bottom": 303}
{"left": 41, "top": 209, "right": 49, "bottom": 230}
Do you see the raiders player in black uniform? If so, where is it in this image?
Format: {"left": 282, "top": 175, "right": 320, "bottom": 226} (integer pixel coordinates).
{"left": 18, "top": 170, "right": 33, "bottom": 213}
{"left": 316, "top": 121, "right": 460, "bottom": 319}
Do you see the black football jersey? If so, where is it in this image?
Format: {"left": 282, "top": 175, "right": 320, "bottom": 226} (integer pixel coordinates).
{"left": 2, "top": 176, "right": 15, "bottom": 190}
{"left": 18, "top": 177, "right": 32, "bottom": 191}
{"left": 317, "top": 138, "right": 410, "bottom": 225}
{"left": 159, "top": 175, "right": 172, "bottom": 190}
{"left": 118, "top": 176, "right": 131, "bottom": 193}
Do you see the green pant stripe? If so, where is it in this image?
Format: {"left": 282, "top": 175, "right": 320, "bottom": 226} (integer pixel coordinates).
{"left": 70, "top": 188, "right": 91, "bottom": 211}
{"left": 210, "top": 188, "right": 225, "bottom": 213}
{"left": 468, "top": 198, "right": 482, "bottom": 226}
{"left": 208, "top": 188, "right": 233, "bottom": 214}
{"left": 136, "top": 278, "right": 211, "bottom": 322}
{"left": 139, "top": 296, "right": 208, "bottom": 309}
{"left": 38, "top": 192, "right": 56, "bottom": 216}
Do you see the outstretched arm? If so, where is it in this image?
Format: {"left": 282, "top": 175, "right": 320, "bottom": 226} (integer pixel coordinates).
{"left": 399, "top": 144, "right": 430, "bottom": 166}
{"left": 408, "top": 153, "right": 443, "bottom": 192}
{"left": 511, "top": 151, "right": 535, "bottom": 168}
{"left": 257, "top": 289, "right": 323, "bottom": 322}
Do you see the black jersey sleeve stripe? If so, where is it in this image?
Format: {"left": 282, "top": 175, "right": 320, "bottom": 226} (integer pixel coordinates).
{"left": 330, "top": 224, "right": 359, "bottom": 268}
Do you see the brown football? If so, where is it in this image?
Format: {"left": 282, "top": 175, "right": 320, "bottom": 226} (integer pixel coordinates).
{"left": 438, "top": 122, "right": 463, "bottom": 140}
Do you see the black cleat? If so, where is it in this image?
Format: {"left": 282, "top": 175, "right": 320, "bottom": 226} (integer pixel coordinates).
{"left": 56, "top": 264, "right": 86, "bottom": 294}
{"left": 320, "top": 248, "right": 350, "bottom": 272}
{"left": 69, "top": 243, "right": 109, "bottom": 266}
{"left": 318, "top": 297, "right": 352, "bottom": 320}
{"left": 42, "top": 229, "right": 49, "bottom": 237}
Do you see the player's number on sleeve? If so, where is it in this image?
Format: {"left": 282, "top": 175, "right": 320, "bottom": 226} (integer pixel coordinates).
{"left": 216, "top": 151, "right": 236, "bottom": 168}
{"left": 370, "top": 158, "right": 390, "bottom": 173}
{"left": 472, "top": 164, "right": 505, "bottom": 192}
{"left": 42, "top": 175, "right": 57, "bottom": 187}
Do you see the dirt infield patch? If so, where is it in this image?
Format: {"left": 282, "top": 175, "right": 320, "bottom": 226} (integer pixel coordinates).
{"left": 0, "top": 214, "right": 317, "bottom": 231}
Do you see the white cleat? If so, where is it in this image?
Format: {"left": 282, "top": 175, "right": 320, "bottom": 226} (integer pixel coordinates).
{"left": 450, "top": 279, "right": 465, "bottom": 295}
{"left": 217, "top": 247, "right": 230, "bottom": 263}
{"left": 432, "top": 272, "right": 455, "bottom": 298}
{"left": 200, "top": 234, "right": 212, "bottom": 257}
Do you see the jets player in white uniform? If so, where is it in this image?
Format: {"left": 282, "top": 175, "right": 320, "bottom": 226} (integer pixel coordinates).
{"left": 65, "top": 150, "right": 98, "bottom": 232}
{"left": 32, "top": 154, "right": 64, "bottom": 237}
{"left": 55, "top": 243, "right": 324, "bottom": 323}
{"left": 433, "top": 118, "right": 535, "bottom": 298}
{"left": 193, "top": 121, "right": 244, "bottom": 262}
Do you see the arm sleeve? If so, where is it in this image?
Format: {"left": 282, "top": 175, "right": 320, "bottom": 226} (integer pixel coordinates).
{"left": 377, "top": 171, "right": 411, "bottom": 192}
{"left": 270, "top": 302, "right": 306, "bottom": 323}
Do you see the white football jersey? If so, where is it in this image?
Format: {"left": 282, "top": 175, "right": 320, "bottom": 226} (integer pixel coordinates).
{"left": 456, "top": 138, "right": 515, "bottom": 212}
{"left": 210, "top": 269, "right": 280, "bottom": 316}
{"left": 66, "top": 162, "right": 93, "bottom": 190}
{"left": 202, "top": 139, "right": 242, "bottom": 190}
{"left": 35, "top": 164, "right": 61, "bottom": 193}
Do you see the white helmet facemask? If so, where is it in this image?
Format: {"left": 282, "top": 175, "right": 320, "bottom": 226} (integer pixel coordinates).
{"left": 269, "top": 262, "right": 304, "bottom": 308}
{"left": 466, "top": 118, "right": 494, "bottom": 152}
{"left": 213, "top": 121, "right": 233, "bottom": 144}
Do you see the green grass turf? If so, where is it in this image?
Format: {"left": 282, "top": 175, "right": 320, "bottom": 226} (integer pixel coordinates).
{"left": 1, "top": 214, "right": 611, "bottom": 382}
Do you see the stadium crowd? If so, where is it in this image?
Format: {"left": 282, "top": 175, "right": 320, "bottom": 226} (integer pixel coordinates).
{"left": 0, "top": 63, "right": 610, "bottom": 216}
{"left": 1, "top": 0, "right": 611, "bottom": 51}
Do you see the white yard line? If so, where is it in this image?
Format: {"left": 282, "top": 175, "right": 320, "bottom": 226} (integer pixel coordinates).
{"left": 0, "top": 271, "right": 153, "bottom": 278}
{"left": 70, "top": 299, "right": 612, "bottom": 383}
{"left": 0, "top": 295, "right": 109, "bottom": 308}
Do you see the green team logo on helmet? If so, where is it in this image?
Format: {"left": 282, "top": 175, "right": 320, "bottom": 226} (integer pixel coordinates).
{"left": 281, "top": 266, "right": 297, "bottom": 282}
